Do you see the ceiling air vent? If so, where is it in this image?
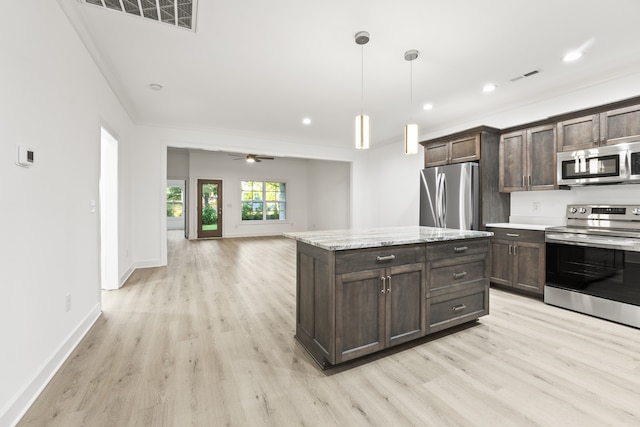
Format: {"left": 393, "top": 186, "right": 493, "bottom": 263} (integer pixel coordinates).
{"left": 510, "top": 69, "right": 542, "bottom": 82}
{"left": 83, "top": 0, "right": 197, "bottom": 31}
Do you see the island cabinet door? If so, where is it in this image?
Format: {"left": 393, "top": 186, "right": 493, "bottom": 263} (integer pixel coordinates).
{"left": 386, "top": 263, "right": 426, "bottom": 347}
{"left": 335, "top": 268, "right": 386, "bottom": 364}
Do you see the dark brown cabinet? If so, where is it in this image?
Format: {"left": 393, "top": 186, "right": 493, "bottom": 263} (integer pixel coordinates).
{"left": 557, "top": 104, "right": 640, "bottom": 151}
{"left": 294, "top": 237, "right": 490, "bottom": 368}
{"left": 487, "top": 227, "right": 545, "bottom": 295}
{"left": 335, "top": 262, "right": 425, "bottom": 364}
{"left": 424, "top": 134, "right": 480, "bottom": 167}
{"left": 426, "top": 239, "right": 490, "bottom": 333}
{"left": 499, "top": 124, "right": 557, "bottom": 192}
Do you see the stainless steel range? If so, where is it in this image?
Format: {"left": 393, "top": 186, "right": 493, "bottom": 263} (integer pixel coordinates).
{"left": 545, "top": 204, "right": 640, "bottom": 328}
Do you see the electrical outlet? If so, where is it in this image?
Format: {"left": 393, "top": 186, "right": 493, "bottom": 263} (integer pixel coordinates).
{"left": 532, "top": 202, "right": 540, "bottom": 212}
{"left": 65, "top": 294, "right": 71, "bottom": 312}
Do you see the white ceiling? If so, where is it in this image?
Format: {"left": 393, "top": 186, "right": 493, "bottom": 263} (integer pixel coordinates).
{"left": 59, "top": 0, "right": 640, "bottom": 150}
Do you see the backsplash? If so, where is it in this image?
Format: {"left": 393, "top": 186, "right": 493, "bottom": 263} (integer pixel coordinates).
{"left": 510, "top": 184, "right": 640, "bottom": 224}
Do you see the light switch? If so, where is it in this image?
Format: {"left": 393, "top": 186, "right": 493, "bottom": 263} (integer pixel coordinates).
{"left": 90, "top": 200, "right": 96, "bottom": 213}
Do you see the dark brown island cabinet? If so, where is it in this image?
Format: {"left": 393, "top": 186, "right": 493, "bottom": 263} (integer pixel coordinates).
{"left": 285, "top": 227, "right": 492, "bottom": 368}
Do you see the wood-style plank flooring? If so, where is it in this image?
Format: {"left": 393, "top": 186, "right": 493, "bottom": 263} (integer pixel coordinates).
{"left": 18, "top": 231, "right": 640, "bottom": 426}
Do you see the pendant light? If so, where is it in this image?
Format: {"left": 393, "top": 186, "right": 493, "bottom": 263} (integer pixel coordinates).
{"left": 404, "top": 49, "right": 419, "bottom": 155}
{"left": 355, "top": 31, "right": 370, "bottom": 150}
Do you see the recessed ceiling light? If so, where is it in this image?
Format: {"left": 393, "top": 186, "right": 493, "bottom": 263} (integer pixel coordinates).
{"left": 422, "top": 103, "right": 434, "bottom": 111}
{"left": 482, "top": 83, "right": 497, "bottom": 93}
{"left": 302, "top": 118, "right": 311, "bottom": 125}
{"left": 563, "top": 50, "right": 583, "bottom": 62}
{"left": 149, "top": 83, "right": 163, "bottom": 91}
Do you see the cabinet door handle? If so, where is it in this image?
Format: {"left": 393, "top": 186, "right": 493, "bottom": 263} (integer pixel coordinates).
{"left": 514, "top": 245, "right": 518, "bottom": 255}
{"left": 528, "top": 175, "right": 532, "bottom": 188}
{"left": 506, "top": 233, "right": 520, "bottom": 237}
{"left": 453, "top": 271, "right": 467, "bottom": 279}
{"left": 452, "top": 304, "right": 467, "bottom": 312}
{"left": 508, "top": 244, "right": 512, "bottom": 255}
{"left": 522, "top": 175, "right": 526, "bottom": 187}
{"left": 380, "top": 276, "right": 386, "bottom": 293}
{"left": 387, "top": 275, "right": 391, "bottom": 293}
{"left": 376, "top": 254, "right": 396, "bottom": 262}
{"left": 453, "top": 246, "right": 468, "bottom": 253}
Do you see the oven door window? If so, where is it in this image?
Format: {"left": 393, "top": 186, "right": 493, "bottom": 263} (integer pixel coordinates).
{"left": 546, "top": 243, "right": 640, "bottom": 305}
{"left": 561, "top": 154, "right": 619, "bottom": 179}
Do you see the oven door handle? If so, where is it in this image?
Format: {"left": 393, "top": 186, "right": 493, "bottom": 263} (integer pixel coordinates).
{"left": 546, "top": 233, "right": 639, "bottom": 251}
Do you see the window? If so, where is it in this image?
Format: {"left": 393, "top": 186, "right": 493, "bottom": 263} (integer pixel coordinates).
{"left": 241, "top": 181, "right": 286, "bottom": 221}
{"left": 166, "top": 186, "right": 183, "bottom": 218}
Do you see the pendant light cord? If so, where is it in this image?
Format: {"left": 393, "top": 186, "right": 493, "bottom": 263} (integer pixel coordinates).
{"left": 360, "top": 45, "right": 364, "bottom": 115}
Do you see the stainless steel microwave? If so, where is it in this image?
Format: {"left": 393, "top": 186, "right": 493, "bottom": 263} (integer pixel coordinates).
{"left": 630, "top": 141, "right": 640, "bottom": 182}
{"left": 557, "top": 144, "right": 630, "bottom": 186}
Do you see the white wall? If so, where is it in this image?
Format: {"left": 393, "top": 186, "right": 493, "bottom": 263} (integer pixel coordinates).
{"left": 511, "top": 185, "right": 640, "bottom": 224}
{"left": 306, "top": 160, "right": 351, "bottom": 231}
{"left": 0, "top": 1, "right": 134, "bottom": 426}
{"left": 187, "top": 150, "right": 312, "bottom": 237}
{"left": 357, "top": 143, "right": 424, "bottom": 229}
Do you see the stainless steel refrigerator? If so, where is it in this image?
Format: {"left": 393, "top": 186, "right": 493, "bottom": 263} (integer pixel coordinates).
{"left": 419, "top": 162, "right": 479, "bottom": 230}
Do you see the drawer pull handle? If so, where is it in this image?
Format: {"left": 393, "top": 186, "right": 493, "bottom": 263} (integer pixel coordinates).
{"left": 453, "top": 246, "right": 468, "bottom": 253}
{"left": 376, "top": 254, "right": 396, "bottom": 262}
{"left": 453, "top": 271, "right": 467, "bottom": 279}
{"left": 452, "top": 304, "right": 467, "bottom": 312}
{"left": 506, "top": 233, "right": 520, "bottom": 237}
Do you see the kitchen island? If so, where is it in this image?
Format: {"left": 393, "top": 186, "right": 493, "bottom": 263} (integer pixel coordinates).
{"left": 284, "top": 226, "right": 493, "bottom": 368}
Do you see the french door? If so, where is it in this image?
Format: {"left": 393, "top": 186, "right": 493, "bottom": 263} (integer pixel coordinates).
{"left": 197, "top": 179, "right": 222, "bottom": 238}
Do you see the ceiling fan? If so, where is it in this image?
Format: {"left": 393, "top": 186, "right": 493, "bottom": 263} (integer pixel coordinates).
{"left": 232, "top": 154, "right": 275, "bottom": 163}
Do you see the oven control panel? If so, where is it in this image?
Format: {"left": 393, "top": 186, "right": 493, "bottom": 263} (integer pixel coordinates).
{"left": 566, "top": 204, "right": 640, "bottom": 220}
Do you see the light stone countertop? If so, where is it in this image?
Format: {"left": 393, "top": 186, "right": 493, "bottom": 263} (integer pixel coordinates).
{"left": 283, "top": 226, "right": 493, "bottom": 251}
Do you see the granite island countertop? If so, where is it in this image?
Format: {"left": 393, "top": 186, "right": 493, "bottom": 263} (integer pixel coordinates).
{"left": 283, "top": 226, "right": 493, "bottom": 251}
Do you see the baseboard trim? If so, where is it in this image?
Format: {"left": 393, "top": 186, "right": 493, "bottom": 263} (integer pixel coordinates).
{"left": 1, "top": 304, "right": 102, "bottom": 427}
{"left": 119, "top": 265, "right": 135, "bottom": 288}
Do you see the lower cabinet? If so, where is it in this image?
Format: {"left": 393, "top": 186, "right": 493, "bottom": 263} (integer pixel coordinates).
{"left": 426, "top": 240, "right": 490, "bottom": 333}
{"left": 335, "top": 263, "right": 425, "bottom": 363}
{"left": 487, "top": 227, "right": 545, "bottom": 295}
{"left": 295, "top": 238, "right": 490, "bottom": 368}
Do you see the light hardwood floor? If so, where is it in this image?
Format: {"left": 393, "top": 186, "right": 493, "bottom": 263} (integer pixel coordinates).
{"left": 18, "top": 231, "right": 640, "bottom": 426}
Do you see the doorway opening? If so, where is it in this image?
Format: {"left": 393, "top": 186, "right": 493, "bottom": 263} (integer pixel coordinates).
{"left": 197, "top": 179, "right": 222, "bottom": 238}
{"left": 100, "top": 127, "right": 119, "bottom": 290}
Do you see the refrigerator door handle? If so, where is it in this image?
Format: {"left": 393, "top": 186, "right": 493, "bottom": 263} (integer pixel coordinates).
{"left": 440, "top": 173, "right": 447, "bottom": 227}
{"left": 436, "top": 172, "right": 444, "bottom": 227}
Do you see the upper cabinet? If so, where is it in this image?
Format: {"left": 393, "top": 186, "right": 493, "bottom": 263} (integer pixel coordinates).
{"left": 601, "top": 104, "right": 640, "bottom": 146}
{"left": 500, "top": 124, "right": 557, "bottom": 192}
{"left": 424, "top": 134, "right": 480, "bottom": 167}
{"left": 557, "top": 104, "right": 640, "bottom": 151}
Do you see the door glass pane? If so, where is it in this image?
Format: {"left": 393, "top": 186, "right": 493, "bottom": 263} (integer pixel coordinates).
{"left": 201, "top": 183, "right": 219, "bottom": 231}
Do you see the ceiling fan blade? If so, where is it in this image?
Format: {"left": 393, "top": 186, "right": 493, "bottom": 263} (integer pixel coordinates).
{"left": 256, "top": 156, "right": 275, "bottom": 160}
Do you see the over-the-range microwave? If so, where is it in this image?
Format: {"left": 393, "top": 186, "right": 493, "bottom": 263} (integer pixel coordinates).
{"left": 557, "top": 141, "right": 640, "bottom": 186}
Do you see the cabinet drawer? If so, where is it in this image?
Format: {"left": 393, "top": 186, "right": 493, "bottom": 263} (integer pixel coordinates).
{"left": 335, "top": 244, "right": 426, "bottom": 274}
{"left": 428, "top": 285, "right": 488, "bottom": 333}
{"left": 426, "top": 238, "right": 489, "bottom": 261}
{"left": 429, "top": 254, "right": 486, "bottom": 294}
{"left": 487, "top": 228, "right": 544, "bottom": 243}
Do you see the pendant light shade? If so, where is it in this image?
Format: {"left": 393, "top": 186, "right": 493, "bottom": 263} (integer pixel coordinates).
{"left": 404, "top": 49, "right": 419, "bottom": 155}
{"left": 355, "top": 31, "right": 370, "bottom": 150}
{"left": 356, "top": 114, "right": 370, "bottom": 149}
{"left": 404, "top": 124, "right": 418, "bottom": 154}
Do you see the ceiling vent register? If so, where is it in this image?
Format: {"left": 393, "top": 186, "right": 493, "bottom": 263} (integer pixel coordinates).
{"left": 84, "top": 0, "right": 196, "bottom": 31}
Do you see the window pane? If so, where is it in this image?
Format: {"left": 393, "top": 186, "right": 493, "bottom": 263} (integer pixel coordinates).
{"left": 242, "top": 201, "right": 263, "bottom": 220}
{"left": 166, "top": 186, "right": 183, "bottom": 218}
{"left": 266, "top": 202, "right": 285, "bottom": 220}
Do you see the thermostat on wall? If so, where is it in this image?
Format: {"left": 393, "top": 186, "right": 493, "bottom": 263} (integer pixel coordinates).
{"left": 16, "top": 145, "right": 34, "bottom": 167}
